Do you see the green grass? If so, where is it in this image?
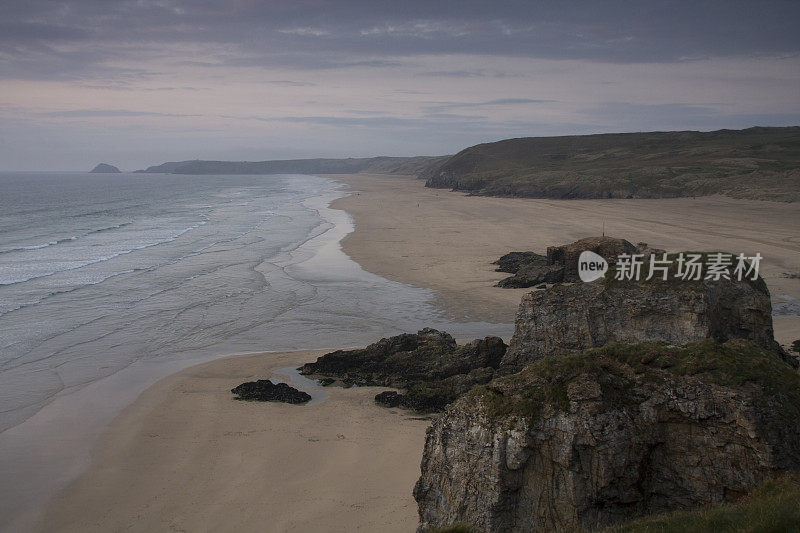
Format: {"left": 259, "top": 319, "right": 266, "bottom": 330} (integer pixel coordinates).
{"left": 470, "top": 339, "right": 800, "bottom": 425}
{"left": 606, "top": 474, "right": 800, "bottom": 532}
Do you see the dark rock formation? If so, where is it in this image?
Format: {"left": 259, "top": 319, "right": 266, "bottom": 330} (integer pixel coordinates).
{"left": 415, "top": 340, "right": 800, "bottom": 532}
{"left": 501, "top": 267, "right": 793, "bottom": 372}
{"left": 374, "top": 391, "right": 402, "bottom": 407}
{"left": 231, "top": 379, "right": 311, "bottom": 403}
{"left": 300, "top": 329, "right": 506, "bottom": 412}
{"left": 90, "top": 163, "right": 120, "bottom": 173}
{"left": 496, "top": 236, "right": 663, "bottom": 288}
{"left": 496, "top": 263, "right": 564, "bottom": 288}
{"left": 492, "top": 251, "right": 546, "bottom": 274}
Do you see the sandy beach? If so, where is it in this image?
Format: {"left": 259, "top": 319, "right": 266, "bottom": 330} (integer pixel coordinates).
{"left": 331, "top": 174, "right": 800, "bottom": 344}
{"left": 40, "top": 174, "right": 800, "bottom": 532}
{"left": 40, "top": 350, "right": 430, "bottom": 532}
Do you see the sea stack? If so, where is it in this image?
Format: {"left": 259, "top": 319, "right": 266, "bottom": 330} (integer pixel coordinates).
{"left": 90, "top": 163, "right": 121, "bottom": 173}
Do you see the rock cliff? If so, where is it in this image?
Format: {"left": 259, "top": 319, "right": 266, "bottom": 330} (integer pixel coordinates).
{"left": 414, "top": 340, "right": 800, "bottom": 532}
{"left": 501, "top": 269, "right": 792, "bottom": 372}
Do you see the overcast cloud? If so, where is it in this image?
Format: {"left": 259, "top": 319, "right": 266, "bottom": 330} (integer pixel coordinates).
{"left": 0, "top": 0, "right": 798, "bottom": 170}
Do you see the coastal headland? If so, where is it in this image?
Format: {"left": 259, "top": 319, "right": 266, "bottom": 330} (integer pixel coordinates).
{"left": 40, "top": 174, "right": 800, "bottom": 531}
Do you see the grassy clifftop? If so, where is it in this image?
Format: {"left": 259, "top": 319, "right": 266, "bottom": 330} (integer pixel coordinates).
{"left": 423, "top": 126, "right": 800, "bottom": 201}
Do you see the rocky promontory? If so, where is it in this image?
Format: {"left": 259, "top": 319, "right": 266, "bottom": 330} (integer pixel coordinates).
{"left": 414, "top": 339, "right": 800, "bottom": 531}
{"left": 412, "top": 241, "right": 799, "bottom": 530}
{"left": 89, "top": 163, "right": 120, "bottom": 173}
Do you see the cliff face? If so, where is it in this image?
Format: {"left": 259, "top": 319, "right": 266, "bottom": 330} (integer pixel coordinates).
{"left": 415, "top": 340, "right": 800, "bottom": 532}
{"left": 501, "top": 274, "right": 790, "bottom": 372}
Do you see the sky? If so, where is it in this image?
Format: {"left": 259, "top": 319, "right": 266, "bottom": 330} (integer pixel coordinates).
{"left": 0, "top": 0, "right": 799, "bottom": 171}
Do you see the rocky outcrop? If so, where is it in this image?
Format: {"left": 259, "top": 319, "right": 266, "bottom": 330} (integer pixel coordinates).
{"left": 501, "top": 271, "right": 793, "bottom": 372}
{"left": 231, "top": 380, "right": 311, "bottom": 403}
{"left": 493, "top": 252, "right": 547, "bottom": 274}
{"left": 496, "top": 237, "right": 663, "bottom": 288}
{"left": 300, "top": 329, "right": 506, "bottom": 412}
{"left": 90, "top": 163, "right": 120, "bottom": 173}
{"left": 496, "top": 264, "right": 564, "bottom": 288}
{"left": 414, "top": 340, "right": 800, "bottom": 532}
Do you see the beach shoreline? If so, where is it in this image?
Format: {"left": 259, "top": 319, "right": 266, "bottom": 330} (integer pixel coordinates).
{"left": 37, "top": 173, "right": 800, "bottom": 532}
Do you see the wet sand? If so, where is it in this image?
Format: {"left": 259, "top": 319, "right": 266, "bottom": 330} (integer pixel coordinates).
{"left": 40, "top": 174, "right": 800, "bottom": 532}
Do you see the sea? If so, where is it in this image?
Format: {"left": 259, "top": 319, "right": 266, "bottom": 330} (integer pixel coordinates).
{"left": 0, "top": 171, "right": 511, "bottom": 531}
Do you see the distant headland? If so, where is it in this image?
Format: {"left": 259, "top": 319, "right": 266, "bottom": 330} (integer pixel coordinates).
{"left": 135, "top": 126, "right": 799, "bottom": 202}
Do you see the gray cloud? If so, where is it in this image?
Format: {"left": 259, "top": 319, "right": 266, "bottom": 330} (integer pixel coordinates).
{"left": 1, "top": 0, "right": 799, "bottom": 81}
{"left": 43, "top": 109, "right": 201, "bottom": 118}
{"left": 584, "top": 102, "right": 800, "bottom": 132}
{"left": 264, "top": 80, "right": 316, "bottom": 87}
{"left": 425, "top": 98, "right": 556, "bottom": 113}
{"left": 0, "top": 1, "right": 797, "bottom": 170}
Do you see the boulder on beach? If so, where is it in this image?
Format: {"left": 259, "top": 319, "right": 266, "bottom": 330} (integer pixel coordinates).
{"left": 230, "top": 379, "right": 311, "bottom": 404}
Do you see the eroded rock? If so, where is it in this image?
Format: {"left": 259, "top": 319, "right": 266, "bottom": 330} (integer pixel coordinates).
{"left": 414, "top": 340, "right": 800, "bottom": 532}
{"left": 502, "top": 269, "right": 792, "bottom": 372}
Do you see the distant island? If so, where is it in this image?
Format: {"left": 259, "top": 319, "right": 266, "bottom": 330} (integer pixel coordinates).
{"left": 90, "top": 163, "right": 121, "bottom": 173}
{"left": 423, "top": 126, "right": 800, "bottom": 202}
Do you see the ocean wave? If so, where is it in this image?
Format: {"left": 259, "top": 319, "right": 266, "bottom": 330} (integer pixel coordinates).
{"left": 0, "top": 222, "right": 133, "bottom": 256}
{"left": 0, "top": 269, "right": 141, "bottom": 318}
{"left": 0, "top": 220, "right": 206, "bottom": 287}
